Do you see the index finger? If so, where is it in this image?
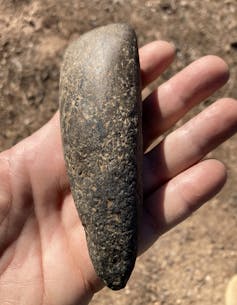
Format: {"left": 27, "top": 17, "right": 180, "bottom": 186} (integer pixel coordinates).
{"left": 139, "top": 40, "right": 175, "bottom": 89}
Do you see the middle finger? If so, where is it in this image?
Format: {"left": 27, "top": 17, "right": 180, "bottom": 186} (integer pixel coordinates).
{"left": 142, "top": 55, "right": 229, "bottom": 150}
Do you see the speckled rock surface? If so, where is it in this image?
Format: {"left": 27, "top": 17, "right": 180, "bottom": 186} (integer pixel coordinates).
{"left": 59, "top": 24, "right": 142, "bottom": 290}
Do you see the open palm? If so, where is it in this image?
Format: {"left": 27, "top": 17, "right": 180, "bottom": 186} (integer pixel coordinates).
{"left": 0, "top": 41, "right": 236, "bottom": 305}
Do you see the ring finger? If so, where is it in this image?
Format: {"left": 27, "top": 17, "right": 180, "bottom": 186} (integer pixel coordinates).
{"left": 143, "top": 97, "right": 237, "bottom": 195}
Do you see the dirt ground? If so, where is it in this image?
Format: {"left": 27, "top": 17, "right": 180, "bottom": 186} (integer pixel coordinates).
{"left": 0, "top": 0, "right": 237, "bottom": 304}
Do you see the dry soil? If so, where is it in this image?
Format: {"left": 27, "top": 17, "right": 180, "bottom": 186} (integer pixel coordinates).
{"left": 0, "top": 1, "right": 237, "bottom": 304}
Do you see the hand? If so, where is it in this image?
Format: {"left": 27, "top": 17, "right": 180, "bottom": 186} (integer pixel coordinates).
{"left": 0, "top": 40, "right": 236, "bottom": 305}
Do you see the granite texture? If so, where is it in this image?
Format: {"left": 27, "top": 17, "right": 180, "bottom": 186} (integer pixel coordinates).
{"left": 59, "top": 23, "right": 142, "bottom": 290}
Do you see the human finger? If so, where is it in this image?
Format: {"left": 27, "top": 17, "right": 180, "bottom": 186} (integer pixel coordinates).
{"left": 139, "top": 40, "right": 175, "bottom": 89}
{"left": 143, "top": 98, "right": 237, "bottom": 195}
{"left": 140, "top": 159, "right": 226, "bottom": 253}
{"left": 143, "top": 55, "right": 230, "bottom": 149}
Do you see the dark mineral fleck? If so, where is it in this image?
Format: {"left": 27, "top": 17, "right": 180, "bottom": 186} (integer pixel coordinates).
{"left": 59, "top": 23, "right": 142, "bottom": 290}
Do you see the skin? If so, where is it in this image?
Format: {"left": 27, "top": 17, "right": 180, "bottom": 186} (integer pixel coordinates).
{"left": 0, "top": 40, "right": 236, "bottom": 305}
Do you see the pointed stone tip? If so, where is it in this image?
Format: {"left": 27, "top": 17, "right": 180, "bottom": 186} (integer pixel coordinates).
{"left": 107, "top": 280, "right": 127, "bottom": 291}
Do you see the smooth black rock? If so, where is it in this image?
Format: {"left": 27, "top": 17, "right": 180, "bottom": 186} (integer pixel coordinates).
{"left": 59, "top": 23, "right": 142, "bottom": 290}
